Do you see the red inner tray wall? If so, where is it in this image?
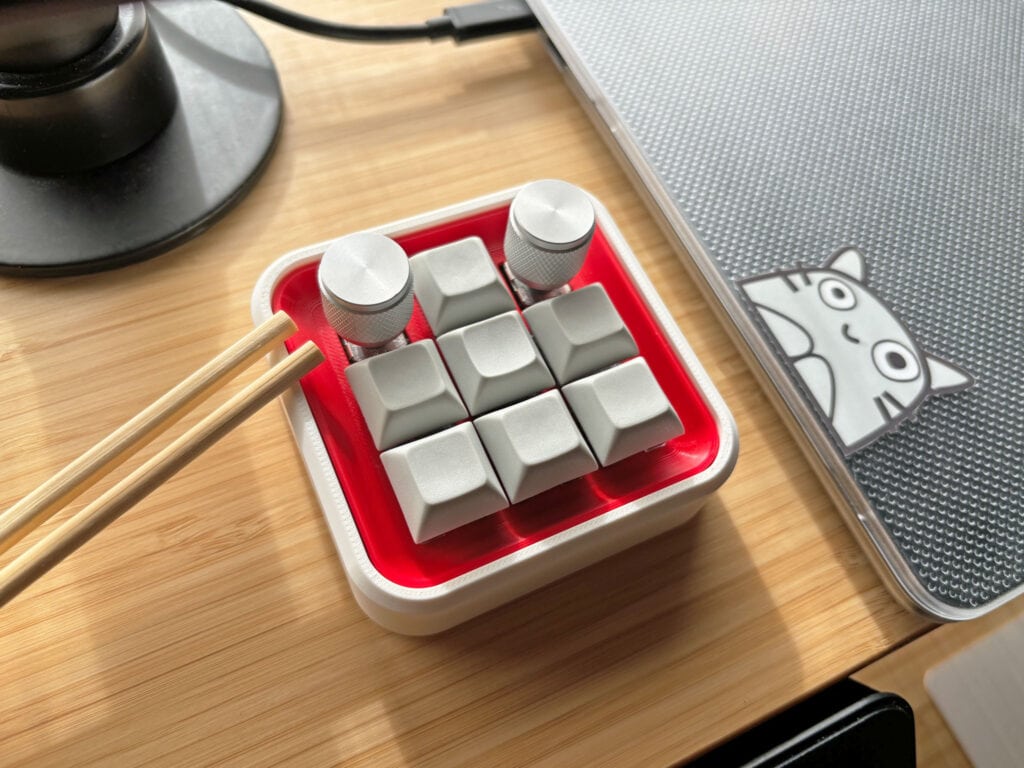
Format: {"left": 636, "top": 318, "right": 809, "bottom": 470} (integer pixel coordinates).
{"left": 272, "top": 205, "right": 719, "bottom": 588}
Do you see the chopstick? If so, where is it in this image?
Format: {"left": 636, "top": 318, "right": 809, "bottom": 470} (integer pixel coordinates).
{"left": 0, "top": 338, "right": 324, "bottom": 609}
{"left": 0, "top": 311, "right": 297, "bottom": 557}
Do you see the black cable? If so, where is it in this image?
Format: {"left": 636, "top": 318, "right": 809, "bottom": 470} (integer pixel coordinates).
{"left": 221, "top": 0, "right": 538, "bottom": 44}
{"left": 224, "top": 0, "right": 448, "bottom": 41}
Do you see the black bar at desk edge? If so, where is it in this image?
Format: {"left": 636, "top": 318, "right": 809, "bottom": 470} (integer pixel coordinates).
{"left": 682, "top": 679, "right": 915, "bottom": 767}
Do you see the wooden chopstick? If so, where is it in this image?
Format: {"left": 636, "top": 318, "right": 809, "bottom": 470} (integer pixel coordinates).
{"left": 0, "top": 339, "right": 324, "bottom": 609}
{"left": 0, "top": 311, "right": 297, "bottom": 557}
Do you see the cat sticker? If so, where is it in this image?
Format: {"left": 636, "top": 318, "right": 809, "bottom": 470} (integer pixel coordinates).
{"left": 739, "top": 248, "right": 973, "bottom": 455}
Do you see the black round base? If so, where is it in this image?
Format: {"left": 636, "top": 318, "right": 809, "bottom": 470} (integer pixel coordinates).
{"left": 0, "top": 1, "right": 282, "bottom": 276}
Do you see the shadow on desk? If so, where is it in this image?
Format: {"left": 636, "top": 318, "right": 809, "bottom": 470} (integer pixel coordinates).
{"left": 372, "top": 501, "right": 802, "bottom": 767}
{"left": 0, "top": 434, "right": 911, "bottom": 767}
{"left": 10, "top": 493, "right": 797, "bottom": 768}
{"left": 0, "top": 370, "right": 327, "bottom": 765}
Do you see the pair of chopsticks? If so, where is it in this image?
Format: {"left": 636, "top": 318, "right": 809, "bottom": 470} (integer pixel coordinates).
{"left": 0, "top": 311, "right": 323, "bottom": 609}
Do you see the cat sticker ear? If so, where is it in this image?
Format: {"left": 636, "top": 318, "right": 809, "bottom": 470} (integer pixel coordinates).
{"left": 926, "top": 355, "right": 974, "bottom": 395}
{"left": 825, "top": 248, "right": 867, "bottom": 282}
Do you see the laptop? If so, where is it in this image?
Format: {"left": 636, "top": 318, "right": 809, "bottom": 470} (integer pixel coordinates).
{"left": 526, "top": 0, "right": 1024, "bottom": 620}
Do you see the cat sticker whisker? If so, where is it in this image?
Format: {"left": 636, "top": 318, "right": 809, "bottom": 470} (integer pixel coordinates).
{"left": 883, "top": 391, "right": 905, "bottom": 412}
{"left": 784, "top": 273, "right": 801, "bottom": 292}
{"left": 873, "top": 396, "right": 894, "bottom": 424}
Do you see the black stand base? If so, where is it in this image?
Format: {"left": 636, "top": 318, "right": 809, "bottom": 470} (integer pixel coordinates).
{"left": 0, "top": 1, "right": 283, "bottom": 277}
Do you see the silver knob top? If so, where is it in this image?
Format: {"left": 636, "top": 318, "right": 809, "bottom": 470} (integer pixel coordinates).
{"left": 318, "top": 232, "right": 412, "bottom": 315}
{"left": 318, "top": 233, "right": 414, "bottom": 348}
{"left": 509, "top": 179, "right": 595, "bottom": 252}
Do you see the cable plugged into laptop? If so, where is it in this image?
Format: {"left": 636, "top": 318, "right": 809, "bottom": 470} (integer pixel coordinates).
{"left": 224, "top": 0, "right": 538, "bottom": 43}
{"left": 437, "top": 1, "right": 539, "bottom": 42}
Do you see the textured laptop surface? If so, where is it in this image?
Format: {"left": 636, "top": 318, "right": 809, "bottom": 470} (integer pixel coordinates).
{"left": 530, "top": 0, "right": 1024, "bottom": 617}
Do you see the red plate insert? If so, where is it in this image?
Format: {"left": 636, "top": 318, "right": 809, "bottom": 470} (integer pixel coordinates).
{"left": 272, "top": 205, "right": 720, "bottom": 588}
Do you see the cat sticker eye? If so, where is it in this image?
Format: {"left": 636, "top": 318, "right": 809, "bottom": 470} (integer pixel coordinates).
{"left": 738, "top": 247, "right": 973, "bottom": 456}
{"left": 872, "top": 340, "right": 920, "bottom": 382}
{"left": 818, "top": 278, "right": 857, "bottom": 310}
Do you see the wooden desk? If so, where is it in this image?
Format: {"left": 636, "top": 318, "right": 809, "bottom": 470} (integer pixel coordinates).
{"left": 0, "top": 2, "right": 927, "bottom": 765}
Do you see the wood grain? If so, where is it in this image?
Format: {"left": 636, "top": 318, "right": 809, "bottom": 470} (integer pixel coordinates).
{"left": 0, "top": 2, "right": 927, "bottom": 766}
{"left": 0, "top": 312, "right": 296, "bottom": 557}
{"left": 0, "top": 340, "right": 322, "bottom": 609}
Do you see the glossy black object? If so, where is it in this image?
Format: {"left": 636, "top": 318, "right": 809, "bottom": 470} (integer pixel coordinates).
{"left": 685, "top": 680, "right": 915, "bottom": 767}
{"left": 0, "top": 5, "right": 118, "bottom": 71}
{"left": 0, "top": 4, "right": 177, "bottom": 174}
{"left": 0, "top": 1, "right": 283, "bottom": 276}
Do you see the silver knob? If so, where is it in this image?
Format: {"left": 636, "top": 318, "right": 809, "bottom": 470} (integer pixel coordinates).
{"left": 504, "top": 179, "right": 596, "bottom": 291}
{"left": 318, "top": 232, "right": 414, "bottom": 348}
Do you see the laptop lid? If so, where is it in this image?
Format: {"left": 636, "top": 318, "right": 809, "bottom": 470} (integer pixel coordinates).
{"left": 528, "top": 0, "right": 1024, "bottom": 620}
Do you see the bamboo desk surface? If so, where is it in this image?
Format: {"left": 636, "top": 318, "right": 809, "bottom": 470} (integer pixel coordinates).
{"left": 0, "top": 2, "right": 929, "bottom": 765}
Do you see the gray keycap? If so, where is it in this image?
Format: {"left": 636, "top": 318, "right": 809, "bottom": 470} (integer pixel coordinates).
{"left": 523, "top": 283, "right": 638, "bottom": 384}
{"left": 437, "top": 310, "right": 555, "bottom": 415}
{"left": 561, "top": 358, "right": 684, "bottom": 466}
{"left": 381, "top": 423, "right": 508, "bottom": 543}
{"left": 474, "top": 391, "right": 597, "bottom": 504}
{"left": 345, "top": 340, "right": 467, "bottom": 450}
{"left": 409, "top": 237, "right": 516, "bottom": 336}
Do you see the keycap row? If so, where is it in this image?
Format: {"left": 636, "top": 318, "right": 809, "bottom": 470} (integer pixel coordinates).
{"left": 411, "top": 236, "right": 636, "bottom": 383}
{"left": 346, "top": 284, "right": 639, "bottom": 450}
{"left": 381, "top": 360, "right": 684, "bottom": 543}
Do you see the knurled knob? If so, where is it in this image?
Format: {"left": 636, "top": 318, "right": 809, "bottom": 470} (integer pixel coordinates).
{"left": 503, "top": 180, "right": 596, "bottom": 291}
{"left": 318, "top": 232, "right": 414, "bottom": 348}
